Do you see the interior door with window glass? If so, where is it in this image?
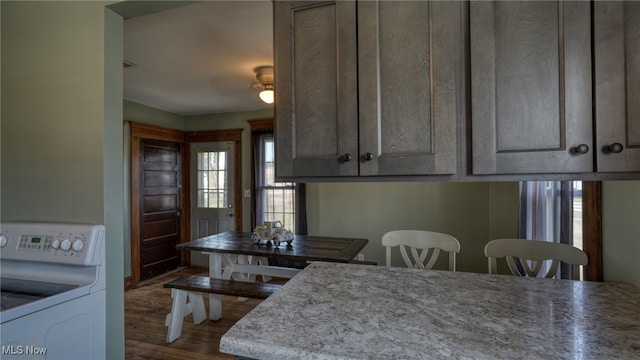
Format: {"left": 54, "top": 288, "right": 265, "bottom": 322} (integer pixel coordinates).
{"left": 190, "top": 142, "right": 235, "bottom": 241}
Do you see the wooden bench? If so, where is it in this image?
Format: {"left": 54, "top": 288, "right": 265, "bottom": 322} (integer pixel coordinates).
{"left": 164, "top": 264, "right": 300, "bottom": 343}
{"left": 164, "top": 276, "right": 284, "bottom": 343}
{"left": 164, "top": 275, "right": 282, "bottom": 300}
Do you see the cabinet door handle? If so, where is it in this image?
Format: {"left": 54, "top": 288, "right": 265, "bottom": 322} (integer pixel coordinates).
{"left": 341, "top": 153, "right": 353, "bottom": 162}
{"left": 607, "top": 143, "right": 624, "bottom": 154}
{"left": 573, "top": 144, "right": 590, "bottom": 155}
{"left": 363, "top": 152, "right": 374, "bottom": 161}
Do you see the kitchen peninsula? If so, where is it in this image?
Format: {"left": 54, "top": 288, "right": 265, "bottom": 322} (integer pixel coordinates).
{"left": 221, "top": 262, "right": 640, "bottom": 359}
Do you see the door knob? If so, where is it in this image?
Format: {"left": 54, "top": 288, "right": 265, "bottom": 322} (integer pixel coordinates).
{"left": 607, "top": 143, "right": 624, "bottom": 153}
{"left": 341, "top": 153, "right": 352, "bottom": 162}
{"left": 363, "top": 152, "right": 374, "bottom": 161}
{"left": 573, "top": 144, "right": 590, "bottom": 155}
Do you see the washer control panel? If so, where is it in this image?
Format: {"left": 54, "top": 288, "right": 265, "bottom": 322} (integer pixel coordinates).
{"left": 0, "top": 222, "right": 104, "bottom": 265}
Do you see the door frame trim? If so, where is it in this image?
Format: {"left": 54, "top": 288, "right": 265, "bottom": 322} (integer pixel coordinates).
{"left": 582, "top": 181, "right": 603, "bottom": 281}
{"left": 129, "top": 121, "right": 186, "bottom": 286}
{"left": 184, "top": 129, "right": 244, "bottom": 247}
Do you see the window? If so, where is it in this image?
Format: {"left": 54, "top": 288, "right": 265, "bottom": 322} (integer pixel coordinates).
{"left": 258, "top": 136, "right": 297, "bottom": 232}
{"left": 250, "top": 119, "right": 307, "bottom": 236}
{"left": 196, "top": 150, "right": 228, "bottom": 208}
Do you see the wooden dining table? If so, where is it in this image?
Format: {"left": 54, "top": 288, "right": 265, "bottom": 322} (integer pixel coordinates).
{"left": 220, "top": 261, "right": 640, "bottom": 360}
{"left": 176, "top": 231, "right": 368, "bottom": 320}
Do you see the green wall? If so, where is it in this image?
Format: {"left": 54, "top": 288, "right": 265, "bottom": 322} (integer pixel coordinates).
{"left": 307, "top": 182, "right": 519, "bottom": 272}
{"left": 124, "top": 100, "right": 185, "bottom": 130}
{"left": 104, "top": 8, "right": 126, "bottom": 360}
{"left": 602, "top": 181, "right": 640, "bottom": 285}
{"left": 2, "top": 1, "right": 105, "bottom": 223}
{"left": 1, "top": 1, "right": 125, "bottom": 359}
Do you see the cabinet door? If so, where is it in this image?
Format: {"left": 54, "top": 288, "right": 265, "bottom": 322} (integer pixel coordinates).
{"left": 274, "top": 1, "right": 358, "bottom": 178}
{"left": 594, "top": 1, "right": 640, "bottom": 172}
{"left": 470, "top": 1, "right": 592, "bottom": 174}
{"left": 358, "top": 1, "right": 460, "bottom": 176}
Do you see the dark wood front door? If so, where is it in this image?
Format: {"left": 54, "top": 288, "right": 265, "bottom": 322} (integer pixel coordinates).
{"left": 139, "top": 139, "right": 182, "bottom": 280}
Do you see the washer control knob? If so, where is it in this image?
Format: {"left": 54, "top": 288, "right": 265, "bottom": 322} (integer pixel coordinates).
{"left": 0, "top": 236, "right": 7, "bottom": 248}
{"left": 72, "top": 240, "right": 84, "bottom": 252}
{"left": 60, "top": 238, "right": 72, "bottom": 251}
{"left": 51, "top": 239, "right": 61, "bottom": 249}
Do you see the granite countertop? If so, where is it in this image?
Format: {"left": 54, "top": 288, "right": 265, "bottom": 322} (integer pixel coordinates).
{"left": 220, "top": 262, "right": 640, "bottom": 360}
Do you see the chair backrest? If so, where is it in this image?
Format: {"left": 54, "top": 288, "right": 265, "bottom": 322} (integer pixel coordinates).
{"left": 484, "top": 238, "right": 588, "bottom": 279}
{"left": 381, "top": 230, "right": 461, "bottom": 271}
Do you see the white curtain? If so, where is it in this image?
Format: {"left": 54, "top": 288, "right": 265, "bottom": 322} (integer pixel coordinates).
{"left": 518, "top": 181, "right": 561, "bottom": 241}
{"left": 518, "top": 181, "right": 574, "bottom": 278}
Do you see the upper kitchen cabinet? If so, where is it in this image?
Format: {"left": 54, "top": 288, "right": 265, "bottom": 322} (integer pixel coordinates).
{"left": 470, "top": 1, "right": 593, "bottom": 175}
{"left": 357, "top": 1, "right": 461, "bottom": 176}
{"left": 274, "top": 1, "right": 462, "bottom": 179}
{"left": 274, "top": 1, "right": 359, "bottom": 178}
{"left": 594, "top": 1, "right": 640, "bottom": 172}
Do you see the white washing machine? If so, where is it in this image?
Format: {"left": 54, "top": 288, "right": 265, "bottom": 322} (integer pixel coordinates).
{"left": 0, "top": 223, "right": 106, "bottom": 360}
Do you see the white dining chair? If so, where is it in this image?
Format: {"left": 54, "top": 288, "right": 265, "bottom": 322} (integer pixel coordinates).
{"left": 484, "top": 238, "right": 588, "bottom": 279}
{"left": 382, "top": 230, "right": 461, "bottom": 271}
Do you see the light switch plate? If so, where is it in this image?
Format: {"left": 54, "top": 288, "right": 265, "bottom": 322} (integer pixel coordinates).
{"left": 243, "top": 189, "right": 251, "bottom": 198}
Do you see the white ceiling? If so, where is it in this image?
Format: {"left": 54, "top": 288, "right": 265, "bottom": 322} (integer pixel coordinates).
{"left": 122, "top": 1, "right": 273, "bottom": 116}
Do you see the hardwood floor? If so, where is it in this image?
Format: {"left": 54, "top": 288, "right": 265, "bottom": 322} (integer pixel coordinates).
{"left": 125, "top": 267, "right": 266, "bottom": 359}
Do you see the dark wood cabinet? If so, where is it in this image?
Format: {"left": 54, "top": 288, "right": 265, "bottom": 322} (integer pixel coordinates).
{"left": 357, "top": 1, "right": 461, "bottom": 176}
{"left": 274, "top": 1, "right": 359, "bottom": 178}
{"left": 274, "top": 1, "right": 463, "bottom": 179}
{"left": 594, "top": 1, "right": 640, "bottom": 172}
{"left": 470, "top": 1, "right": 592, "bottom": 175}
{"left": 471, "top": 1, "right": 640, "bottom": 176}
{"left": 274, "top": 1, "right": 639, "bottom": 180}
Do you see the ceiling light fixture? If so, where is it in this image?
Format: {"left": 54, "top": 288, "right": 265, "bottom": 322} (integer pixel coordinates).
{"left": 252, "top": 65, "right": 274, "bottom": 104}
